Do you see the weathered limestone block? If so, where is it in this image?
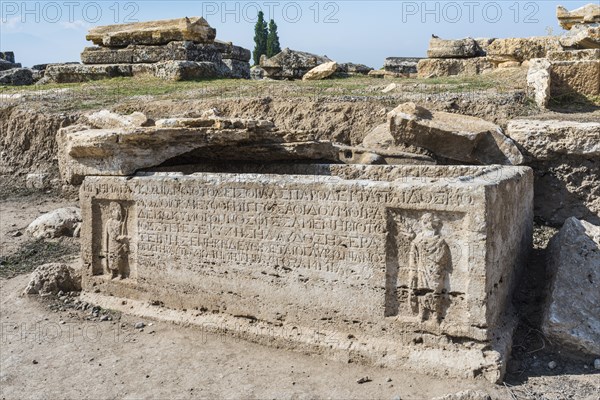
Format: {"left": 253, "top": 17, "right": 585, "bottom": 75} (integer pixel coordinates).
{"left": 302, "top": 61, "right": 338, "bottom": 81}
{"left": 527, "top": 58, "right": 552, "bottom": 108}
{"left": 260, "top": 48, "right": 332, "bottom": 80}
{"left": 368, "top": 70, "right": 405, "bottom": 79}
{"left": 86, "top": 17, "right": 216, "bottom": 47}
{"left": 560, "top": 24, "right": 600, "bottom": 49}
{"left": 26, "top": 207, "right": 82, "bottom": 239}
{"left": 219, "top": 59, "right": 250, "bottom": 79}
{"left": 26, "top": 173, "right": 51, "bottom": 190}
{"left": 486, "top": 37, "right": 562, "bottom": 64}
{"left": 386, "top": 103, "right": 523, "bottom": 165}
{"left": 81, "top": 41, "right": 251, "bottom": 65}
{"left": 383, "top": 57, "right": 422, "bottom": 74}
{"left": 557, "top": 4, "right": 600, "bottom": 30}
{"left": 250, "top": 66, "right": 264, "bottom": 80}
{"left": 507, "top": 119, "right": 600, "bottom": 161}
{"left": 506, "top": 119, "right": 600, "bottom": 226}
{"left": 44, "top": 63, "right": 133, "bottom": 83}
{"left": 0, "top": 68, "right": 33, "bottom": 86}
{"left": 543, "top": 217, "right": 600, "bottom": 355}
{"left": 417, "top": 58, "right": 494, "bottom": 78}
{"left": 43, "top": 61, "right": 220, "bottom": 83}
{"left": 474, "top": 38, "right": 496, "bottom": 56}
{"left": 427, "top": 38, "right": 479, "bottom": 58}
{"left": 80, "top": 164, "right": 533, "bottom": 382}
{"left": 551, "top": 59, "right": 600, "bottom": 96}
{"left": 547, "top": 48, "right": 600, "bottom": 61}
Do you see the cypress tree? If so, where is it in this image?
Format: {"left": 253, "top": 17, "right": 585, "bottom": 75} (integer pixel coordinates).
{"left": 252, "top": 11, "right": 268, "bottom": 65}
{"left": 266, "top": 19, "right": 282, "bottom": 58}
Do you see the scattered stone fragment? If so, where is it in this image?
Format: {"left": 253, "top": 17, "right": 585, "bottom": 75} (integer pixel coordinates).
{"left": 382, "top": 83, "right": 397, "bottom": 93}
{"left": 25, "top": 207, "right": 82, "bottom": 239}
{"left": 23, "top": 263, "right": 81, "bottom": 295}
{"left": 542, "top": 217, "right": 600, "bottom": 355}
{"left": 302, "top": 61, "right": 338, "bottom": 81}
{"left": 134, "top": 322, "right": 145, "bottom": 329}
{"left": 548, "top": 361, "right": 557, "bottom": 369}
{"left": 594, "top": 359, "right": 600, "bottom": 370}
{"left": 356, "top": 376, "right": 371, "bottom": 384}
{"left": 25, "top": 173, "right": 50, "bottom": 190}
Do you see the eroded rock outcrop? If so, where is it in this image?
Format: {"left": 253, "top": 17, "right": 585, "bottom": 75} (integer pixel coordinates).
{"left": 543, "top": 217, "right": 600, "bottom": 355}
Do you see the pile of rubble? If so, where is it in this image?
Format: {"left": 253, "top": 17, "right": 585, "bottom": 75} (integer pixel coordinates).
{"left": 43, "top": 17, "right": 251, "bottom": 83}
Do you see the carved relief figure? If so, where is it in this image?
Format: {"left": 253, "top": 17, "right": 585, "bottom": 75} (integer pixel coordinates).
{"left": 104, "top": 202, "right": 129, "bottom": 279}
{"left": 407, "top": 213, "right": 450, "bottom": 322}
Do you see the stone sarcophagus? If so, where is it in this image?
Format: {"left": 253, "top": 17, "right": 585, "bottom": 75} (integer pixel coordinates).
{"left": 80, "top": 164, "right": 533, "bottom": 382}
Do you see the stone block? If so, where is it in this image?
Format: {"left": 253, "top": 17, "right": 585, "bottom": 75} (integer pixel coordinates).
{"left": 487, "top": 37, "right": 562, "bottom": 64}
{"left": 560, "top": 25, "right": 600, "bottom": 49}
{"left": 86, "top": 17, "right": 216, "bottom": 47}
{"left": 0, "top": 60, "right": 22, "bottom": 71}
{"left": 543, "top": 217, "right": 600, "bottom": 355}
{"left": 427, "top": 38, "right": 479, "bottom": 59}
{"left": 547, "top": 49, "right": 600, "bottom": 61}
{"left": 260, "top": 48, "right": 332, "bottom": 80}
{"left": 0, "top": 68, "right": 33, "bottom": 86}
{"left": 526, "top": 58, "right": 552, "bottom": 108}
{"left": 302, "top": 61, "right": 338, "bottom": 81}
{"left": 551, "top": 59, "right": 600, "bottom": 96}
{"left": 79, "top": 164, "right": 533, "bottom": 382}
{"left": 417, "top": 58, "right": 494, "bottom": 78}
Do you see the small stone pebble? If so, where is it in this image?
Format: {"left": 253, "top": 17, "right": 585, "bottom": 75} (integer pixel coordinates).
{"left": 32, "top": 360, "right": 38, "bottom": 364}
{"left": 134, "top": 322, "right": 145, "bottom": 329}
{"left": 594, "top": 359, "right": 600, "bottom": 370}
{"left": 548, "top": 361, "right": 557, "bottom": 370}
{"left": 11, "top": 231, "right": 22, "bottom": 237}
{"left": 100, "top": 315, "right": 110, "bottom": 321}
{"left": 386, "top": 377, "right": 392, "bottom": 382}
{"left": 356, "top": 376, "right": 371, "bottom": 384}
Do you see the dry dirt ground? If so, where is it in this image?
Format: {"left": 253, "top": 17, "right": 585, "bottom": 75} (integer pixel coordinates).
{"left": 1, "top": 193, "right": 599, "bottom": 400}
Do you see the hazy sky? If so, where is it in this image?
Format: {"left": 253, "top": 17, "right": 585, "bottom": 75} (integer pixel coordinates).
{"left": 0, "top": 1, "right": 592, "bottom": 67}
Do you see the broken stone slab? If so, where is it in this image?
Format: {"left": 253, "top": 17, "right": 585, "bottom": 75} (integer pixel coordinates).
{"left": 24, "top": 263, "right": 81, "bottom": 295}
{"left": 0, "top": 68, "right": 33, "bottom": 86}
{"left": 81, "top": 41, "right": 251, "bottom": 64}
{"left": 557, "top": 3, "right": 600, "bottom": 30}
{"left": 417, "top": 58, "right": 494, "bottom": 78}
{"left": 383, "top": 57, "right": 422, "bottom": 74}
{"left": 57, "top": 116, "right": 324, "bottom": 184}
{"left": 26, "top": 207, "right": 82, "bottom": 239}
{"left": 0, "top": 51, "right": 15, "bottom": 63}
{"left": 259, "top": 48, "right": 332, "bottom": 80}
{"left": 486, "top": 37, "right": 562, "bottom": 64}
{"left": 527, "top": 58, "right": 552, "bottom": 108}
{"left": 560, "top": 24, "right": 600, "bottom": 49}
{"left": 302, "top": 61, "right": 338, "bottom": 81}
{"left": 427, "top": 38, "right": 479, "bottom": 59}
{"left": 543, "top": 217, "right": 600, "bottom": 355}
{"left": 250, "top": 66, "right": 264, "bottom": 80}
{"left": 80, "top": 164, "right": 533, "bottom": 382}
{"left": 507, "top": 119, "right": 600, "bottom": 161}
{"left": 43, "top": 61, "right": 220, "bottom": 83}
{"left": 367, "top": 70, "right": 405, "bottom": 79}
{"left": 86, "top": 17, "right": 216, "bottom": 47}
{"left": 387, "top": 103, "right": 524, "bottom": 165}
